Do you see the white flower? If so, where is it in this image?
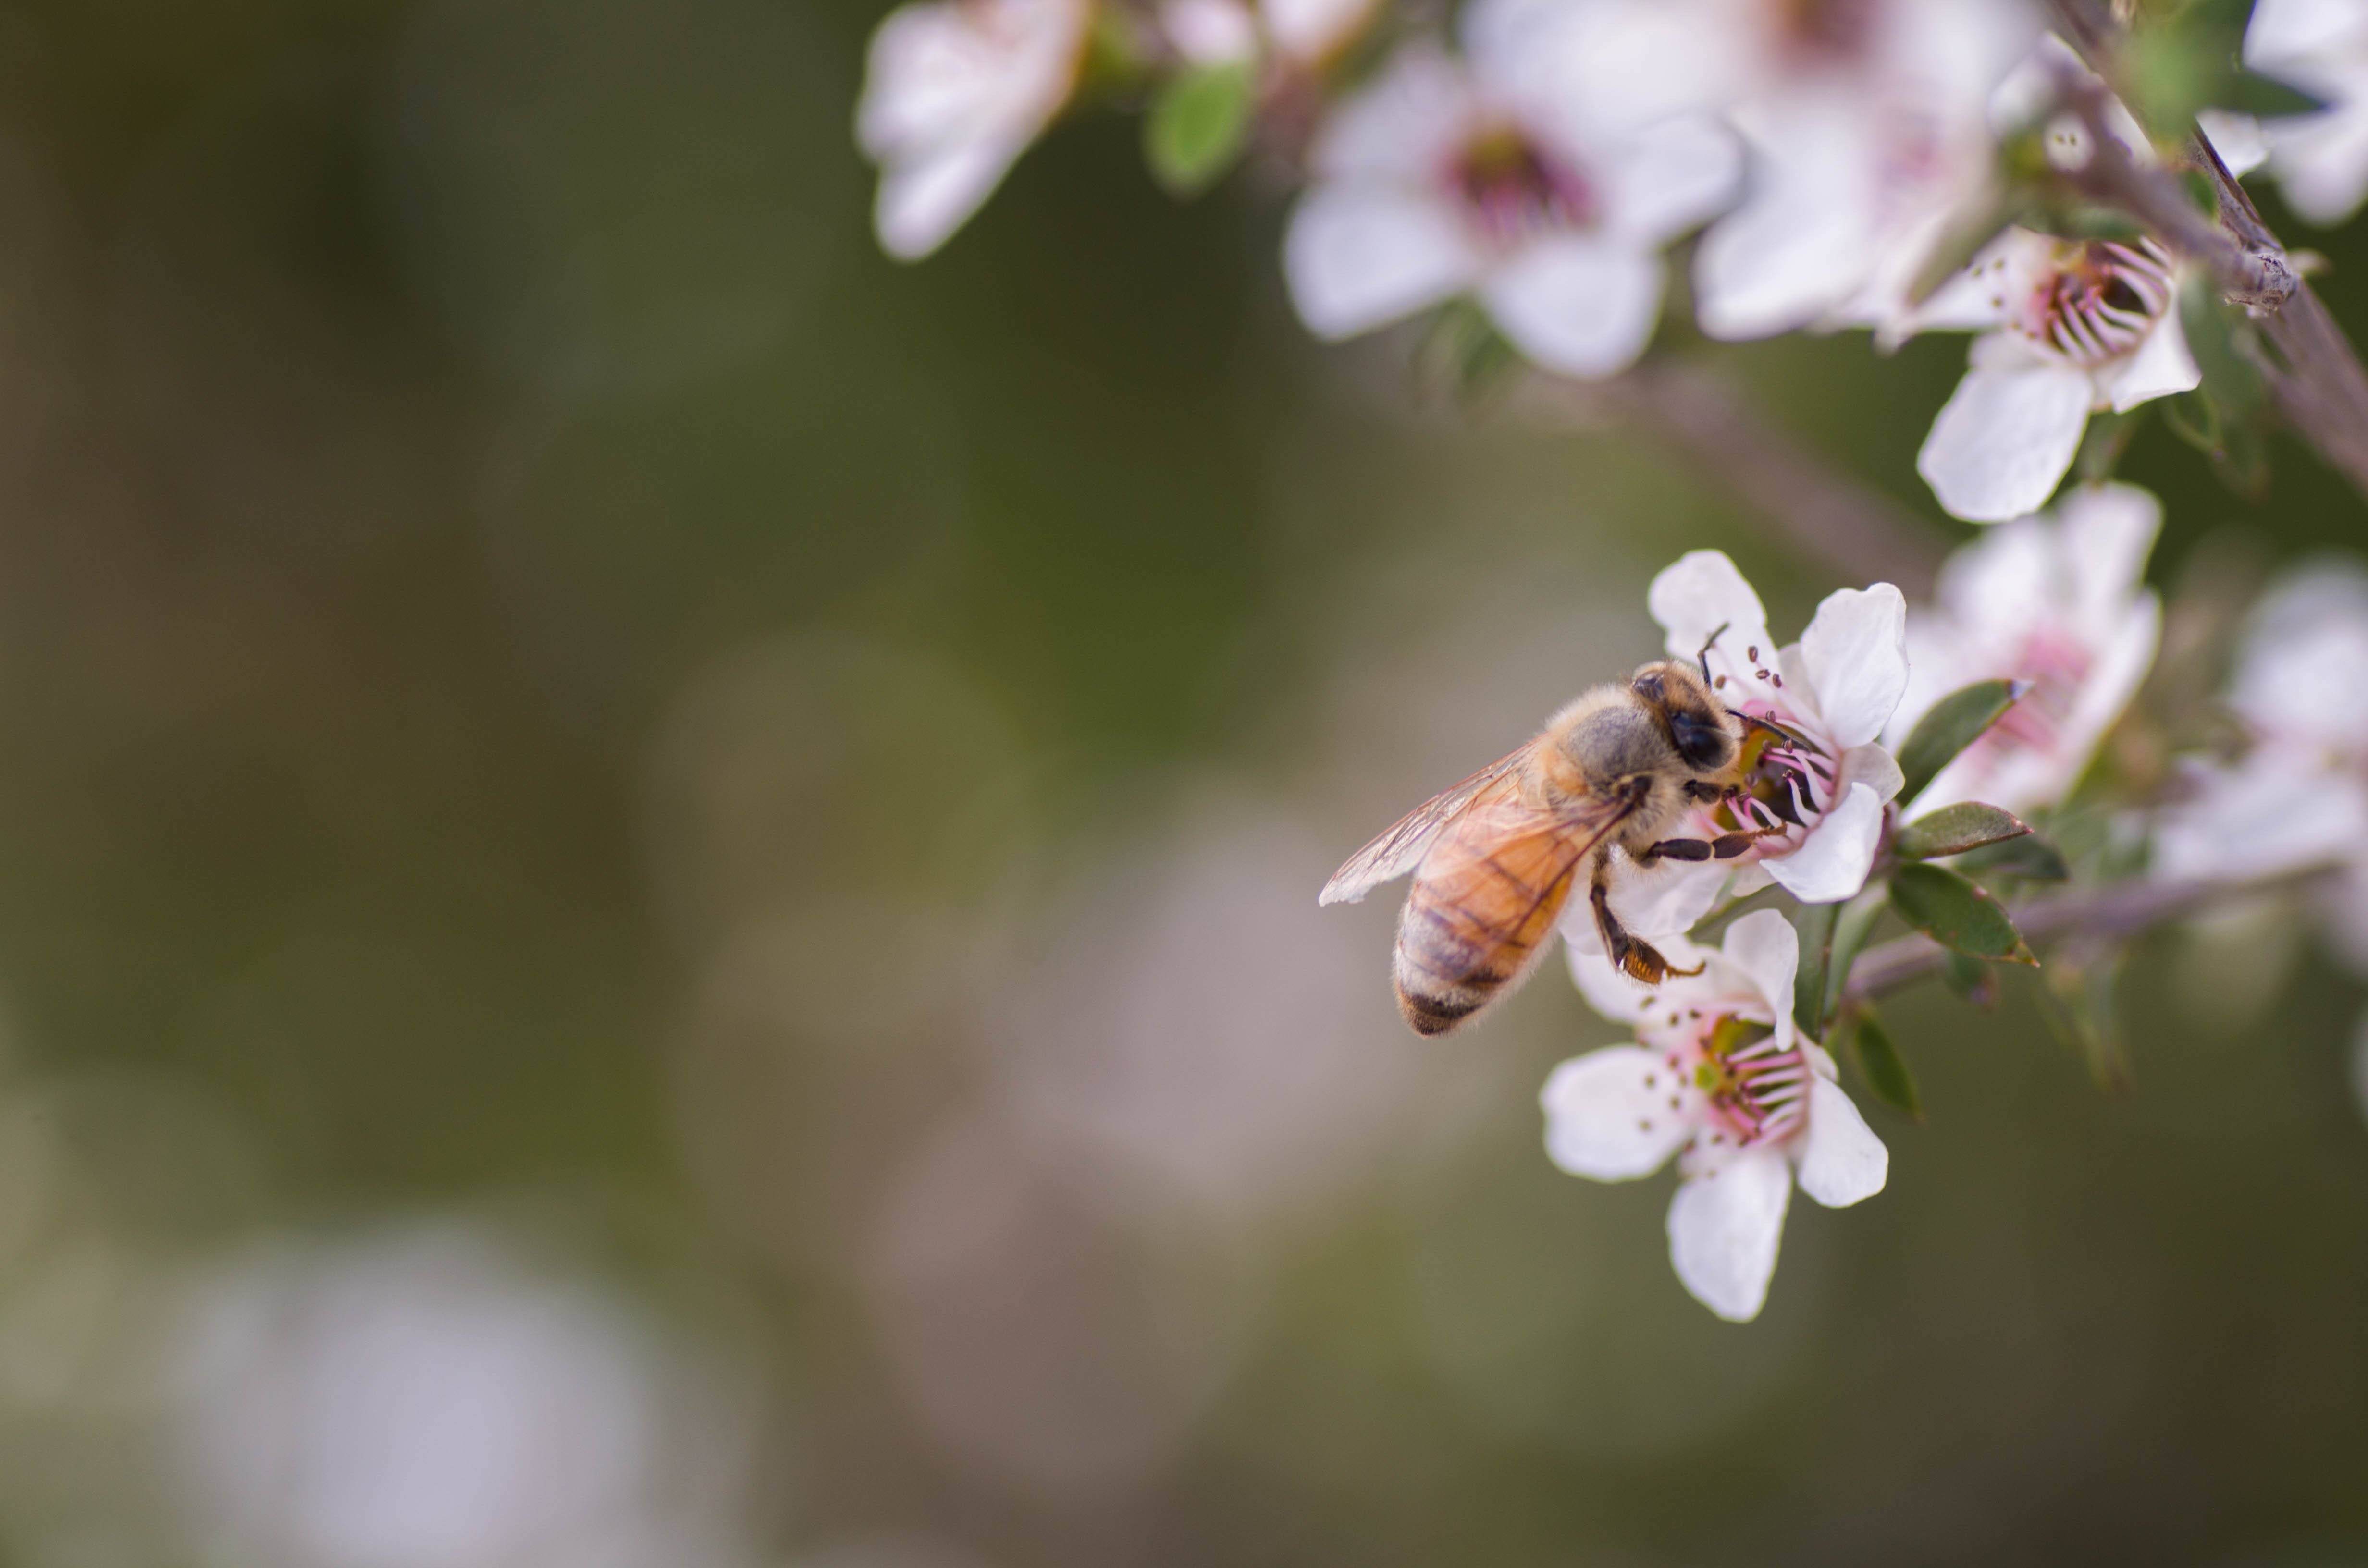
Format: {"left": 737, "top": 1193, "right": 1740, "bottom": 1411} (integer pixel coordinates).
{"left": 856, "top": 0, "right": 1093, "bottom": 260}
{"left": 2239, "top": 0, "right": 2368, "bottom": 225}
{"left": 2156, "top": 561, "right": 2368, "bottom": 908}
{"left": 1537, "top": 0, "right": 2038, "bottom": 340}
{"left": 171, "top": 1223, "right": 760, "bottom": 1568}
{"left": 1887, "top": 482, "right": 2163, "bottom": 816}
{"left": 1162, "top": 0, "right": 1378, "bottom": 66}
{"left": 1576, "top": 551, "right": 1907, "bottom": 947}
{"left": 1900, "top": 228, "right": 2198, "bottom": 522}
{"left": 1545, "top": 909, "right": 1888, "bottom": 1322}
{"left": 1281, "top": 0, "right": 1740, "bottom": 379}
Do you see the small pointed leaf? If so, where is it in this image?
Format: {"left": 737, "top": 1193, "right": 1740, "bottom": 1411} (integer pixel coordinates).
{"left": 1952, "top": 830, "right": 2072, "bottom": 882}
{"left": 1895, "top": 680, "right": 2022, "bottom": 805}
{"left": 1894, "top": 802, "right": 2032, "bottom": 860}
{"left": 1889, "top": 862, "right": 2038, "bottom": 965}
{"left": 1940, "top": 950, "right": 1997, "bottom": 1006}
{"left": 1843, "top": 1008, "right": 1923, "bottom": 1121}
{"left": 1145, "top": 62, "right": 1255, "bottom": 196}
{"left": 2216, "top": 68, "right": 2326, "bottom": 119}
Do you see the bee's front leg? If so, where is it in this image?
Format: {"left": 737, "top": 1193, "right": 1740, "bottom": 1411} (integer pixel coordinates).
{"left": 1589, "top": 855, "right": 1704, "bottom": 985}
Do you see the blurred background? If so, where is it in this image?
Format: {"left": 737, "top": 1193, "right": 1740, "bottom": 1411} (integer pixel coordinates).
{"left": 0, "top": 0, "right": 2358, "bottom": 1563}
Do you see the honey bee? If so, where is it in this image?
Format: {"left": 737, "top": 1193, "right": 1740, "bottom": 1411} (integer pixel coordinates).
{"left": 1322, "top": 657, "right": 1780, "bottom": 1036}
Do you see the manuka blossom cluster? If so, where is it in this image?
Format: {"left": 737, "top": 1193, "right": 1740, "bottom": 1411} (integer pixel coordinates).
{"left": 851, "top": 0, "right": 2368, "bottom": 1322}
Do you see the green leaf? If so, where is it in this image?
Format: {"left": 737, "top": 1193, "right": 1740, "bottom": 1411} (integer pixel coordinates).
{"left": 2215, "top": 68, "right": 2326, "bottom": 119}
{"left": 2075, "top": 406, "right": 2146, "bottom": 484}
{"left": 1145, "top": 63, "right": 1255, "bottom": 196}
{"left": 1902, "top": 188, "right": 2037, "bottom": 308}
{"left": 1889, "top": 862, "right": 2038, "bottom": 965}
{"left": 1790, "top": 900, "right": 1838, "bottom": 1037}
{"left": 1417, "top": 298, "right": 1521, "bottom": 403}
{"left": 1940, "top": 950, "right": 1997, "bottom": 1006}
{"left": 1952, "top": 830, "right": 2072, "bottom": 883}
{"left": 2179, "top": 272, "right": 2267, "bottom": 419}
{"left": 1895, "top": 679, "right": 2022, "bottom": 805}
{"left": 1842, "top": 1008, "right": 1923, "bottom": 1121}
{"left": 1894, "top": 802, "right": 2032, "bottom": 861}
{"left": 1821, "top": 886, "right": 1890, "bottom": 1030}
{"left": 2161, "top": 387, "right": 2223, "bottom": 453}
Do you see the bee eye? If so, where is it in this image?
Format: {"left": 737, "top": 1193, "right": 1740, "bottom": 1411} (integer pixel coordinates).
{"left": 1669, "top": 710, "right": 1730, "bottom": 770}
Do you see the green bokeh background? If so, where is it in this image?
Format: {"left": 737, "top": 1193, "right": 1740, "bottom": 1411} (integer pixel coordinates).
{"left": 0, "top": 0, "right": 2358, "bottom": 1562}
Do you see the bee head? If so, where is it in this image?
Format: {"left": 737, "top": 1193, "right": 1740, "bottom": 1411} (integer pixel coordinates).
{"left": 1631, "top": 661, "right": 1735, "bottom": 774}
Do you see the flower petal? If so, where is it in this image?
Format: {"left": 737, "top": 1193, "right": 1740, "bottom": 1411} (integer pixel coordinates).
{"left": 2057, "top": 481, "right": 2162, "bottom": 620}
{"left": 1763, "top": 781, "right": 1884, "bottom": 904}
{"left": 1308, "top": 47, "right": 1477, "bottom": 180}
{"left": 1691, "top": 101, "right": 1876, "bottom": 340}
{"left": 1666, "top": 1148, "right": 1791, "bottom": 1322}
{"left": 875, "top": 135, "right": 1032, "bottom": 259}
{"left": 1600, "top": 114, "right": 1742, "bottom": 246}
{"left": 1794, "top": 1077, "right": 1888, "bottom": 1207}
{"left": 1801, "top": 584, "right": 1909, "bottom": 748}
{"left": 2097, "top": 309, "right": 2201, "bottom": 413}
{"left": 1262, "top": 0, "right": 1381, "bottom": 62}
{"left": 1283, "top": 185, "right": 1479, "bottom": 339}
{"left": 1565, "top": 947, "right": 1653, "bottom": 1026}
{"left": 2198, "top": 109, "right": 2269, "bottom": 177}
{"left": 1837, "top": 743, "right": 1905, "bottom": 807}
{"left": 1601, "top": 853, "right": 1728, "bottom": 940}
{"left": 1881, "top": 227, "right": 2057, "bottom": 346}
{"left": 1480, "top": 236, "right": 1664, "bottom": 380}
{"left": 1716, "top": 909, "right": 1799, "bottom": 1053}
{"left": 1648, "top": 551, "right": 1770, "bottom": 663}
{"left": 1916, "top": 362, "right": 2094, "bottom": 523}
{"left": 1541, "top": 1047, "right": 1693, "bottom": 1180}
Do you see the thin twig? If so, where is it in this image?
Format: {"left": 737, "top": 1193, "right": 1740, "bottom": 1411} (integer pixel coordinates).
{"left": 1525, "top": 362, "right": 1947, "bottom": 597}
{"left": 2048, "top": 0, "right": 2368, "bottom": 504}
{"left": 1843, "top": 865, "right": 2334, "bottom": 1000}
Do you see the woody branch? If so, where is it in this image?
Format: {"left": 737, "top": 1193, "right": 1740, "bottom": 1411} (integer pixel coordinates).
{"left": 2049, "top": 0, "right": 2368, "bottom": 506}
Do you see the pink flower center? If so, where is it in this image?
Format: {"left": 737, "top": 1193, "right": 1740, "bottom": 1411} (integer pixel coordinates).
{"left": 2015, "top": 239, "right": 2175, "bottom": 368}
{"left": 1446, "top": 122, "right": 1596, "bottom": 251}
{"left": 1687, "top": 697, "right": 1840, "bottom": 862}
{"left": 1640, "top": 1010, "right": 1810, "bottom": 1149}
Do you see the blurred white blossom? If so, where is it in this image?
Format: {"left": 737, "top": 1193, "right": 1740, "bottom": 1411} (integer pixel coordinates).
{"left": 1900, "top": 230, "right": 2197, "bottom": 522}
{"left": 856, "top": 0, "right": 1092, "bottom": 259}
{"left": 1549, "top": 910, "right": 1887, "bottom": 1322}
{"left": 169, "top": 1223, "right": 762, "bottom": 1568}
{"left": 1159, "top": 0, "right": 1379, "bottom": 67}
{"left": 2240, "top": 0, "right": 2368, "bottom": 225}
{"left": 1888, "top": 482, "right": 2162, "bottom": 816}
{"left": 1583, "top": 551, "right": 1906, "bottom": 947}
{"left": 1283, "top": 0, "right": 1739, "bottom": 379}
{"left": 1544, "top": 0, "right": 2038, "bottom": 339}
{"left": 2157, "top": 562, "right": 2368, "bottom": 969}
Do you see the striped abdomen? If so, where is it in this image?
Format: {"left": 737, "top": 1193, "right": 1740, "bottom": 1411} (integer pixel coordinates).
{"left": 1391, "top": 820, "right": 1590, "bottom": 1036}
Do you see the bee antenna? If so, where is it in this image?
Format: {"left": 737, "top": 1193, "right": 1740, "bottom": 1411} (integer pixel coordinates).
{"left": 1696, "top": 623, "right": 1730, "bottom": 683}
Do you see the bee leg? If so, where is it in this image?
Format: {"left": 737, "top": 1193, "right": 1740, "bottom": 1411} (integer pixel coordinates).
{"left": 1709, "top": 825, "right": 1789, "bottom": 859}
{"left": 1680, "top": 779, "right": 1727, "bottom": 804}
{"left": 1639, "top": 837, "right": 1714, "bottom": 864}
{"left": 1589, "top": 865, "right": 1705, "bottom": 985}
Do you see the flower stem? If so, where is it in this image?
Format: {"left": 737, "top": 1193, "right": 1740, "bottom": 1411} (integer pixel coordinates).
{"left": 2047, "top": 0, "right": 2368, "bottom": 505}
{"left": 1841, "top": 865, "right": 2334, "bottom": 1001}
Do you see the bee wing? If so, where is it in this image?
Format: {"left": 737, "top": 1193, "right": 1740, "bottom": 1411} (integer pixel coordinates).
{"left": 1319, "top": 748, "right": 1529, "bottom": 906}
{"left": 1418, "top": 785, "right": 1638, "bottom": 898}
